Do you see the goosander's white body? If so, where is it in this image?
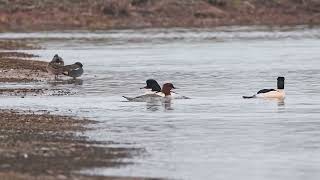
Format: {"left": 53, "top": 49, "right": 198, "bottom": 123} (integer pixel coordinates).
{"left": 243, "top": 77, "right": 285, "bottom": 99}
{"left": 123, "top": 93, "right": 164, "bottom": 102}
{"left": 255, "top": 89, "right": 285, "bottom": 99}
{"left": 143, "top": 89, "right": 186, "bottom": 99}
{"left": 123, "top": 90, "right": 177, "bottom": 102}
{"left": 123, "top": 82, "right": 189, "bottom": 102}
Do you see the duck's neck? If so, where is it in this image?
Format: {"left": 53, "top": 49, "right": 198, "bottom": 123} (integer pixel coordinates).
{"left": 162, "top": 90, "right": 171, "bottom": 96}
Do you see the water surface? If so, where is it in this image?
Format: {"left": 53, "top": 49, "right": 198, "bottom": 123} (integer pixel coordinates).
{"left": 1, "top": 26, "right": 320, "bottom": 180}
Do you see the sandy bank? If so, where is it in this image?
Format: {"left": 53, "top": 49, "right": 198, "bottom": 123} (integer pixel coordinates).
{"left": 0, "top": 0, "right": 320, "bottom": 31}
{"left": 0, "top": 110, "right": 152, "bottom": 180}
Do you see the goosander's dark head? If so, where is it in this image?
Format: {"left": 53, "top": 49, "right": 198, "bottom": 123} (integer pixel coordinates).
{"left": 75, "top": 62, "right": 83, "bottom": 68}
{"left": 277, "top": 77, "right": 285, "bottom": 89}
{"left": 162, "top": 83, "right": 176, "bottom": 96}
{"left": 143, "top": 79, "right": 161, "bottom": 92}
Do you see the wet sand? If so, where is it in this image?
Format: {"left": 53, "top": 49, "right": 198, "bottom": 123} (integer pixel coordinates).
{"left": 0, "top": 51, "right": 48, "bottom": 83}
{"left": 0, "top": 41, "right": 157, "bottom": 180}
{"left": 0, "top": 109, "right": 149, "bottom": 180}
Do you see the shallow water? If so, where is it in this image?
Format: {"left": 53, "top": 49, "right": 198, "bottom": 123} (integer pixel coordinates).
{"left": 1, "top": 26, "right": 320, "bottom": 180}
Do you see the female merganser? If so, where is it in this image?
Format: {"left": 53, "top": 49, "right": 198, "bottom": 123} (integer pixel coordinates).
{"left": 243, "top": 77, "right": 285, "bottom": 99}
{"left": 123, "top": 83, "right": 177, "bottom": 102}
{"left": 160, "top": 83, "right": 176, "bottom": 97}
{"left": 62, "top": 62, "right": 84, "bottom": 79}
{"left": 46, "top": 54, "right": 64, "bottom": 80}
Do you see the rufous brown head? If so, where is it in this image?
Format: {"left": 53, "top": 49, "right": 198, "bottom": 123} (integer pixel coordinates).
{"left": 162, "top": 83, "right": 176, "bottom": 96}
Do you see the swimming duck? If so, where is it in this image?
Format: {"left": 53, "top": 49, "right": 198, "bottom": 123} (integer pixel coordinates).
{"left": 46, "top": 54, "right": 64, "bottom": 79}
{"left": 62, "top": 62, "right": 84, "bottom": 79}
{"left": 243, "top": 77, "right": 285, "bottom": 99}
{"left": 123, "top": 83, "right": 177, "bottom": 102}
{"left": 140, "top": 79, "right": 189, "bottom": 99}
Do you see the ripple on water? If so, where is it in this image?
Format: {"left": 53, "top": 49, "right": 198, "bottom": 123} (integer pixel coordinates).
{"left": 1, "top": 27, "right": 320, "bottom": 180}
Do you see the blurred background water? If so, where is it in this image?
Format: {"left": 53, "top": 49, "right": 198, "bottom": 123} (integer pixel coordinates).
{"left": 1, "top": 26, "right": 320, "bottom": 180}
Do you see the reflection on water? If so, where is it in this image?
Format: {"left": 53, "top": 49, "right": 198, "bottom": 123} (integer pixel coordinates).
{"left": 258, "top": 97, "right": 286, "bottom": 107}
{"left": 277, "top": 98, "right": 285, "bottom": 107}
{"left": 146, "top": 101, "right": 162, "bottom": 112}
{"left": 48, "top": 79, "right": 83, "bottom": 86}
{"left": 145, "top": 98, "right": 174, "bottom": 112}
{"left": 163, "top": 99, "right": 173, "bottom": 111}
{"left": 1, "top": 27, "right": 320, "bottom": 180}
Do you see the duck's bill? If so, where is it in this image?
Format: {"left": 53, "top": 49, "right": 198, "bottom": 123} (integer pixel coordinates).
{"left": 140, "top": 86, "right": 152, "bottom": 89}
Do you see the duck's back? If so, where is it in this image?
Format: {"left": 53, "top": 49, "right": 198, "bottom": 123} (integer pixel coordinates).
{"left": 62, "top": 64, "right": 84, "bottom": 78}
{"left": 68, "top": 67, "right": 83, "bottom": 78}
{"left": 47, "top": 62, "right": 64, "bottom": 75}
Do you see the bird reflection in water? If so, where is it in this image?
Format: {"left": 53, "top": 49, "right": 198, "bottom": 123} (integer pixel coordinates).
{"left": 48, "top": 79, "right": 83, "bottom": 86}
{"left": 146, "top": 98, "right": 173, "bottom": 111}
{"left": 264, "top": 97, "right": 285, "bottom": 107}
{"left": 264, "top": 97, "right": 285, "bottom": 112}
{"left": 163, "top": 98, "right": 173, "bottom": 111}
{"left": 277, "top": 98, "right": 285, "bottom": 107}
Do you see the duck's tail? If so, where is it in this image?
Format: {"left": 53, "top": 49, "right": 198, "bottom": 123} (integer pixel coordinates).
{"left": 122, "top": 96, "right": 134, "bottom": 101}
{"left": 242, "top": 95, "right": 256, "bottom": 99}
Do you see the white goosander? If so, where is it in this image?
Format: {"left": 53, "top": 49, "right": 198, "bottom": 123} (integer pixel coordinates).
{"left": 243, "top": 77, "right": 285, "bottom": 99}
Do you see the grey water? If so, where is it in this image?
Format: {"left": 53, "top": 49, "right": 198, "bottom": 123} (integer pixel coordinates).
{"left": 1, "top": 26, "right": 320, "bottom": 180}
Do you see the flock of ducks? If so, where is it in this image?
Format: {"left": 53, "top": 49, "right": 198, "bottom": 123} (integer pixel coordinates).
{"left": 46, "top": 54, "right": 285, "bottom": 101}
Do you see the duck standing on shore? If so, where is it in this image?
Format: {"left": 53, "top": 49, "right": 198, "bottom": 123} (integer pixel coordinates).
{"left": 62, "top": 62, "right": 84, "bottom": 80}
{"left": 46, "top": 54, "right": 64, "bottom": 80}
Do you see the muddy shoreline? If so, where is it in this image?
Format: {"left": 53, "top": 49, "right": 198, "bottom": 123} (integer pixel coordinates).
{"left": 0, "top": 110, "right": 140, "bottom": 179}
{"left": 0, "top": 0, "right": 320, "bottom": 32}
{"left": 0, "top": 42, "right": 157, "bottom": 179}
{"left": 0, "top": 51, "right": 48, "bottom": 84}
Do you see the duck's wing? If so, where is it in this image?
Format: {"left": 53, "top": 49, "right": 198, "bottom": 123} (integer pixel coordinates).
{"left": 123, "top": 94, "right": 163, "bottom": 102}
{"left": 63, "top": 64, "right": 80, "bottom": 71}
{"left": 47, "top": 62, "right": 64, "bottom": 74}
{"left": 243, "top": 89, "right": 276, "bottom": 99}
{"left": 257, "top": 89, "right": 276, "bottom": 94}
{"left": 62, "top": 64, "right": 83, "bottom": 77}
{"left": 50, "top": 63, "right": 64, "bottom": 68}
